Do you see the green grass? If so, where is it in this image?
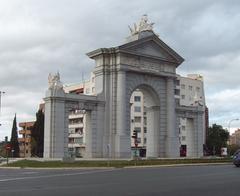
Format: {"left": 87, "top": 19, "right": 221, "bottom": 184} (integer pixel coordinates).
{"left": 3, "top": 158, "right": 232, "bottom": 168}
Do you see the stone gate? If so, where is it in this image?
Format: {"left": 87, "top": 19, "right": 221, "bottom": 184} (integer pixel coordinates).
{"left": 44, "top": 16, "right": 204, "bottom": 158}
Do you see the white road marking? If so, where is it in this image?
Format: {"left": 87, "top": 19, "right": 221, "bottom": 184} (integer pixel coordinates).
{"left": 0, "top": 169, "right": 117, "bottom": 182}
{"left": 21, "top": 171, "right": 39, "bottom": 175}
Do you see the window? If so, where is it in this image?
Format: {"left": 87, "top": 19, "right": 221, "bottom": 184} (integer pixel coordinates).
{"left": 196, "top": 87, "right": 200, "bottom": 92}
{"left": 175, "top": 99, "right": 180, "bottom": 106}
{"left": 189, "top": 86, "right": 193, "bottom": 91}
{"left": 92, "top": 87, "right": 95, "bottom": 93}
{"left": 175, "top": 79, "right": 180, "bottom": 86}
{"left": 134, "top": 106, "right": 141, "bottom": 112}
{"left": 75, "top": 128, "right": 83, "bottom": 134}
{"left": 69, "top": 128, "right": 75, "bottom": 134}
{"left": 137, "top": 138, "right": 141, "bottom": 143}
{"left": 69, "top": 118, "right": 83, "bottom": 125}
{"left": 181, "top": 136, "right": 186, "bottom": 141}
{"left": 175, "top": 89, "right": 180, "bottom": 95}
{"left": 134, "top": 127, "right": 141, "bottom": 133}
{"left": 181, "top": 95, "right": 185, "bottom": 99}
{"left": 92, "top": 77, "right": 95, "bottom": 83}
{"left": 134, "top": 96, "right": 141, "bottom": 102}
{"left": 86, "top": 88, "right": 90, "bottom": 94}
{"left": 134, "top": 117, "right": 141, "bottom": 123}
{"left": 144, "top": 138, "right": 147, "bottom": 144}
{"left": 144, "top": 127, "right": 147, "bottom": 133}
{"left": 75, "top": 138, "right": 83, "bottom": 144}
{"left": 181, "top": 84, "right": 185, "bottom": 89}
{"left": 144, "top": 117, "right": 147, "bottom": 125}
{"left": 181, "top": 126, "right": 186, "bottom": 131}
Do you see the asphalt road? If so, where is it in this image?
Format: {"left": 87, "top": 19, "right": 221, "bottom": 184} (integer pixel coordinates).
{"left": 0, "top": 164, "right": 239, "bottom": 196}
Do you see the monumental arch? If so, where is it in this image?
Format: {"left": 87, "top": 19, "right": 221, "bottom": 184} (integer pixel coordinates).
{"left": 44, "top": 16, "right": 204, "bottom": 158}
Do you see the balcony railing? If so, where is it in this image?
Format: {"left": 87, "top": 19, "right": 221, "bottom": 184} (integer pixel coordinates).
{"left": 69, "top": 123, "right": 84, "bottom": 129}
{"left": 68, "top": 133, "right": 84, "bottom": 138}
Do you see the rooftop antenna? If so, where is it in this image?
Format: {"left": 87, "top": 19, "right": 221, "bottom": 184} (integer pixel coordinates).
{"left": 82, "top": 72, "right": 85, "bottom": 90}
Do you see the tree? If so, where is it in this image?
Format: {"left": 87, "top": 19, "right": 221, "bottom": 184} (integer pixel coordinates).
{"left": 228, "top": 144, "right": 240, "bottom": 156}
{"left": 10, "top": 114, "right": 20, "bottom": 157}
{"left": 31, "top": 109, "right": 44, "bottom": 157}
{"left": 206, "top": 124, "right": 229, "bottom": 156}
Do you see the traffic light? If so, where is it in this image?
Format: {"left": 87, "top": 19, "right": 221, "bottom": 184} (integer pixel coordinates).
{"left": 132, "top": 130, "right": 138, "bottom": 139}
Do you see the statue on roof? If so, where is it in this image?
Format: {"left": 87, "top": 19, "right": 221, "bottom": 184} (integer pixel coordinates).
{"left": 129, "top": 14, "right": 154, "bottom": 35}
{"left": 48, "top": 72, "right": 63, "bottom": 90}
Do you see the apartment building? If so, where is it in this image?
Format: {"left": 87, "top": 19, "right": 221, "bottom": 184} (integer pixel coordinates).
{"left": 64, "top": 73, "right": 95, "bottom": 157}
{"left": 230, "top": 129, "right": 240, "bottom": 146}
{"left": 175, "top": 74, "right": 206, "bottom": 157}
{"left": 130, "top": 90, "right": 147, "bottom": 157}
{"left": 18, "top": 121, "right": 34, "bottom": 158}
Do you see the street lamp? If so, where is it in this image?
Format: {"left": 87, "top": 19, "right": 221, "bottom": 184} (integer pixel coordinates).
{"left": 0, "top": 91, "right": 5, "bottom": 114}
{"left": 228, "top": 118, "right": 239, "bottom": 134}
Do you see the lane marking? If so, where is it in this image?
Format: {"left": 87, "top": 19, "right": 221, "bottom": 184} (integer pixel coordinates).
{"left": 0, "top": 169, "right": 117, "bottom": 182}
{"left": 21, "top": 171, "right": 39, "bottom": 175}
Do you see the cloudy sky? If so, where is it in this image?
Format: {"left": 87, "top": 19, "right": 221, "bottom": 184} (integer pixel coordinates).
{"left": 0, "top": 0, "right": 240, "bottom": 140}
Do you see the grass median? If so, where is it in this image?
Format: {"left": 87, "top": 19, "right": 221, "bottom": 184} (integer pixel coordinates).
{"left": 2, "top": 158, "right": 232, "bottom": 168}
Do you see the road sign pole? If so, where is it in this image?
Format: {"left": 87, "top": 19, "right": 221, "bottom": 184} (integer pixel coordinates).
{"left": 6, "top": 150, "right": 9, "bottom": 165}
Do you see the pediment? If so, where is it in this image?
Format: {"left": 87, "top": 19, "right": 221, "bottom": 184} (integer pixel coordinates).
{"left": 119, "top": 35, "right": 184, "bottom": 66}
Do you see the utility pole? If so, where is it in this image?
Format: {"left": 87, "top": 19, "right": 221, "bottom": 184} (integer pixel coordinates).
{"left": 0, "top": 91, "right": 5, "bottom": 114}
{"left": 0, "top": 91, "right": 5, "bottom": 128}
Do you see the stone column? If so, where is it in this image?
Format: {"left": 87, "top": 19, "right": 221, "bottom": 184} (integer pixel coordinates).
{"left": 115, "top": 71, "right": 131, "bottom": 158}
{"left": 44, "top": 89, "right": 67, "bottom": 158}
{"left": 146, "top": 106, "right": 160, "bottom": 158}
{"left": 193, "top": 108, "right": 204, "bottom": 157}
{"left": 85, "top": 110, "right": 93, "bottom": 158}
{"left": 166, "top": 77, "right": 179, "bottom": 157}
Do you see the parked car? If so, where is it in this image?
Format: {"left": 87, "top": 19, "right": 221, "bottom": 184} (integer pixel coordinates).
{"left": 233, "top": 149, "right": 240, "bottom": 167}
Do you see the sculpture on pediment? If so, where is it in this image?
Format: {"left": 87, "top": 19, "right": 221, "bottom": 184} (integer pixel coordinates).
{"left": 48, "top": 72, "right": 63, "bottom": 90}
{"left": 129, "top": 14, "right": 155, "bottom": 35}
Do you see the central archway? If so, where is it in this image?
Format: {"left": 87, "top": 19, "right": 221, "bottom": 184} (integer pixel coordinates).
{"left": 129, "top": 84, "right": 161, "bottom": 158}
{"left": 122, "top": 68, "right": 175, "bottom": 158}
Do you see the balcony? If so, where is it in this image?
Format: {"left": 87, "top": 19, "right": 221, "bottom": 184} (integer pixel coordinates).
{"left": 18, "top": 138, "right": 31, "bottom": 143}
{"left": 68, "top": 143, "right": 85, "bottom": 148}
{"left": 68, "top": 133, "right": 84, "bottom": 138}
{"left": 69, "top": 123, "right": 84, "bottom": 129}
{"left": 69, "top": 113, "right": 84, "bottom": 119}
{"left": 19, "top": 130, "right": 31, "bottom": 135}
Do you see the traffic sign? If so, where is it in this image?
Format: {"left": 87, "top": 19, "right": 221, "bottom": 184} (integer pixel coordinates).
{"left": 5, "top": 144, "right": 11, "bottom": 150}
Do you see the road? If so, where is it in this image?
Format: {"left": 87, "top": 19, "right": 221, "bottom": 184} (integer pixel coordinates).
{"left": 0, "top": 164, "right": 238, "bottom": 196}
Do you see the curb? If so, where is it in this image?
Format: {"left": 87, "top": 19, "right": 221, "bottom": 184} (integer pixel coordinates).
{"left": 0, "top": 162, "right": 232, "bottom": 170}
{"left": 124, "top": 162, "right": 232, "bottom": 169}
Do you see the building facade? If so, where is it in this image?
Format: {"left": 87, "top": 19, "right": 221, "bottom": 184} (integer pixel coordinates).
{"left": 18, "top": 121, "right": 34, "bottom": 158}
{"left": 230, "top": 129, "right": 240, "bottom": 146}
{"left": 175, "top": 74, "right": 206, "bottom": 157}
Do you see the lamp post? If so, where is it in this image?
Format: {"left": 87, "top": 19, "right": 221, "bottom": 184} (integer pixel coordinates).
{"left": 228, "top": 118, "right": 239, "bottom": 134}
{"left": 0, "top": 91, "right": 5, "bottom": 128}
{"left": 0, "top": 91, "right": 5, "bottom": 114}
